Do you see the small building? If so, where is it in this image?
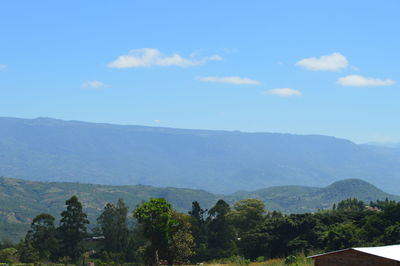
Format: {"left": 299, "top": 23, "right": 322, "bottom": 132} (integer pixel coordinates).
{"left": 309, "top": 244, "right": 400, "bottom": 266}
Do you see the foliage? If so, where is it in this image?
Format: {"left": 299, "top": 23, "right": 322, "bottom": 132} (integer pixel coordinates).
{"left": 133, "top": 198, "right": 173, "bottom": 265}
{"left": 0, "top": 247, "right": 18, "bottom": 263}
{"left": 26, "top": 213, "right": 58, "bottom": 261}
{"left": 207, "top": 200, "right": 237, "bottom": 260}
{"left": 166, "top": 211, "right": 194, "bottom": 264}
{"left": 57, "top": 195, "right": 89, "bottom": 262}
{"left": 321, "top": 222, "right": 360, "bottom": 250}
{"left": 232, "top": 199, "right": 266, "bottom": 234}
{"left": 97, "top": 199, "right": 129, "bottom": 261}
{"left": 284, "top": 255, "right": 298, "bottom": 265}
{"left": 188, "top": 201, "right": 208, "bottom": 262}
{"left": 17, "top": 238, "right": 39, "bottom": 263}
{"left": 336, "top": 198, "right": 365, "bottom": 212}
{"left": 9, "top": 194, "right": 400, "bottom": 265}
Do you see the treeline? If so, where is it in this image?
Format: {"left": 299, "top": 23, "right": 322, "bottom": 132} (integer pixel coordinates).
{"left": 2, "top": 196, "right": 400, "bottom": 265}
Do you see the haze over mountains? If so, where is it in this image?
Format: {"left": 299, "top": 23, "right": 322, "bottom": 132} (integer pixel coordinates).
{"left": 1, "top": 117, "right": 400, "bottom": 194}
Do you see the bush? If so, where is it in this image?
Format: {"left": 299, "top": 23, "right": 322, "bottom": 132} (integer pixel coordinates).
{"left": 0, "top": 247, "right": 19, "bottom": 263}
{"left": 255, "top": 256, "right": 265, "bottom": 262}
{"left": 284, "top": 255, "right": 297, "bottom": 265}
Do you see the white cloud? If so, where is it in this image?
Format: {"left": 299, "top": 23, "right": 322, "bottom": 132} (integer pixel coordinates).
{"left": 0, "top": 64, "right": 7, "bottom": 71}
{"left": 154, "top": 120, "right": 161, "bottom": 124}
{"left": 296, "top": 52, "right": 349, "bottom": 71}
{"left": 197, "top": 76, "right": 261, "bottom": 85}
{"left": 108, "top": 48, "right": 222, "bottom": 68}
{"left": 337, "top": 75, "right": 395, "bottom": 87}
{"left": 263, "top": 88, "right": 302, "bottom": 97}
{"left": 82, "top": 80, "right": 106, "bottom": 89}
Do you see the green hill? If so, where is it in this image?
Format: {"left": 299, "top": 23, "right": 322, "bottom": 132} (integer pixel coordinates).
{"left": 0, "top": 177, "right": 398, "bottom": 242}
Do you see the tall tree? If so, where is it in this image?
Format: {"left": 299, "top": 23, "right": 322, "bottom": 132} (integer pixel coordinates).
{"left": 26, "top": 213, "right": 58, "bottom": 261}
{"left": 97, "top": 199, "right": 129, "bottom": 260}
{"left": 133, "top": 198, "right": 173, "bottom": 265}
{"left": 166, "top": 211, "right": 194, "bottom": 265}
{"left": 57, "top": 195, "right": 89, "bottom": 262}
{"left": 188, "top": 201, "right": 207, "bottom": 245}
{"left": 188, "top": 201, "right": 208, "bottom": 262}
{"left": 207, "top": 199, "right": 237, "bottom": 259}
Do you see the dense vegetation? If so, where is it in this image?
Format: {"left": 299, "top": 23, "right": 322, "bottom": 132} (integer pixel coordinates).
{"left": 2, "top": 196, "right": 400, "bottom": 265}
{"left": 2, "top": 117, "right": 400, "bottom": 194}
{"left": 1, "top": 176, "right": 399, "bottom": 241}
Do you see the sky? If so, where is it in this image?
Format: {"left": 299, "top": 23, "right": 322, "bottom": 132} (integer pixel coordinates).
{"left": 1, "top": 0, "right": 399, "bottom": 143}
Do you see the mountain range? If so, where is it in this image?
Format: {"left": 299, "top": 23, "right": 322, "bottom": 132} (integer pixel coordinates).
{"left": 1, "top": 117, "right": 400, "bottom": 194}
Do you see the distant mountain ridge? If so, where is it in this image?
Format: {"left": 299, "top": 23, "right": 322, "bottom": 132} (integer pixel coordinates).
{"left": 1, "top": 117, "right": 400, "bottom": 194}
{"left": 0, "top": 176, "right": 398, "bottom": 241}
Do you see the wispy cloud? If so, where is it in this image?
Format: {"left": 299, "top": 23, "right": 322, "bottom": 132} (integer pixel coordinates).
{"left": 0, "top": 64, "right": 7, "bottom": 71}
{"left": 263, "top": 88, "right": 302, "bottom": 97}
{"left": 197, "top": 76, "right": 261, "bottom": 85}
{"left": 82, "top": 80, "right": 106, "bottom": 89}
{"left": 337, "top": 75, "right": 395, "bottom": 87}
{"left": 296, "top": 52, "right": 349, "bottom": 71}
{"left": 108, "top": 48, "right": 222, "bottom": 68}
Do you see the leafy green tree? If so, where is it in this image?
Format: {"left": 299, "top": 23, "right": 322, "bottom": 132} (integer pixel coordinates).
{"left": 207, "top": 199, "right": 237, "bottom": 259}
{"left": 361, "top": 213, "right": 388, "bottom": 243}
{"left": 382, "top": 222, "right": 400, "bottom": 244}
{"left": 232, "top": 199, "right": 266, "bottom": 234}
{"left": 188, "top": 201, "right": 208, "bottom": 262}
{"left": 166, "top": 211, "right": 194, "bottom": 265}
{"left": 239, "top": 229, "right": 269, "bottom": 260}
{"left": 18, "top": 237, "right": 39, "bottom": 263}
{"left": 261, "top": 216, "right": 297, "bottom": 258}
{"left": 97, "top": 199, "right": 129, "bottom": 261}
{"left": 57, "top": 195, "right": 89, "bottom": 262}
{"left": 26, "top": 213, "right": 58, "bottom": 261}
{"left": 133, "top": 198, "right": 173, "bottom": 265}
{"left": 322, "top": 222, "right": 360, "bottom": 250}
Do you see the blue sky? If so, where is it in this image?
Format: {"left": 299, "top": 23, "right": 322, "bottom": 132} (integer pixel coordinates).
{"left": 1, "top": 0, "right": 399, "bottom": 143}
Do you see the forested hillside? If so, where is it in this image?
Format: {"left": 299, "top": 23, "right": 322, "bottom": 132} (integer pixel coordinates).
{"left": 0, "top": 177, "right": 398, "bottom": 241}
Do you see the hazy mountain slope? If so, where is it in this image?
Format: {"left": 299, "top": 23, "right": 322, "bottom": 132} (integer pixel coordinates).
{"left": 1, "top": 117, "right": 400, "bottom": 193}
{"left": 0, "top": 177, "right": 398, "bottom": 241}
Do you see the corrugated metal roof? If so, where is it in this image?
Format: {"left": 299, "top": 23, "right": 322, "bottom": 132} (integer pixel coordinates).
{"left": 354, "top": 244, "right": 400, "bottom": 261}
{"left": 308, "top": 248, "right": 352, "bottom": 259}
{"left": 309, "top": 244, "right": 400, "bottom": 261}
